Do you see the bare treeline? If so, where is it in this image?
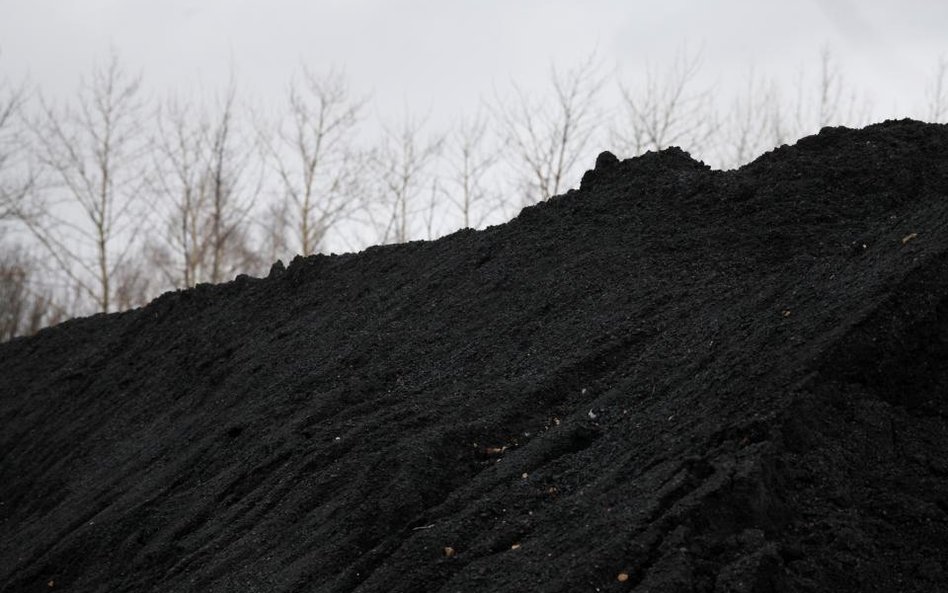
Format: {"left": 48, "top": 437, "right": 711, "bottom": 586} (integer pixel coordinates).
{"left": 1, "top": 48, "right": 946, "bottom": 339}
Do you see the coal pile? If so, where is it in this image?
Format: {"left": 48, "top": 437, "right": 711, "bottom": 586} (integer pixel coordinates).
{"left": 3, "top": 119, "right": 948, "bottom": 592}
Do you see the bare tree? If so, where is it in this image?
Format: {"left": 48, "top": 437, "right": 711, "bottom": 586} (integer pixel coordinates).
{"left": 264, "top": 68, "right": 366, "bottom": 258}
{"left": 926, "top": 55, "right": 948, "bottom": 123}
{"left": 496, "top": 53, "right": 605, "bottom": 205}
{"left": 614, "top": 48, "right": 717, "bottom": 159}
{"left": 112, "top": 250, "right": 154, "bottom": 310}
{"left": 259, "top": 197, "right": 293, "bottom": 265}
{"left": 368, "top": 113, "right": 443, "bottom": 244}
{"left": 444, "top": 111, "right": 503, "bottom": 229}
{"left": 789, "top": 46, "right": 872, "bottom": 137}
{"left": 816, "top": 46, "right": 842, "bottom": 128}
{"left": 148, "top": 80, "right": 262, "bottom": 288}
{"left": 0, "top": 246, "right": 68, "bottom": 341}
{"left": 149, "top": 93, "right": 210, "bottom": 288}
{"left": 0, "top": 247, "right": 39, "bottom": 341}
{"left": 716, "top": 49, "right": 874, "bottom": 168}
{"left": 203, "top": 83, "right": 263, "bottom": 282}
{"left": 23, "top": 52, "right": 145, "bottom": 314}
{"left": 0, "top": 64, "right": 31, "bottom": 224}
{"left": 720, "top": 69, "right": 783, "bottom": 168}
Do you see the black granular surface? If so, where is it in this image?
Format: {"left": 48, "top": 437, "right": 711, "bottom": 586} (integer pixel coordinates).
{"left": 3, "top": 119, "right": 948, "bottom": 592}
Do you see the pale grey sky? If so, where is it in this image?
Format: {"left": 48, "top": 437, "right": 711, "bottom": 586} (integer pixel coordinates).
{"left": 2, "top": 0, "right": 946, "bottom": 128}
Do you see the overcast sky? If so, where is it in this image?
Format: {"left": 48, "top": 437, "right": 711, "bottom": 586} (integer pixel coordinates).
{"left": 2, "top": 0, "right": 947, "bottom": 130}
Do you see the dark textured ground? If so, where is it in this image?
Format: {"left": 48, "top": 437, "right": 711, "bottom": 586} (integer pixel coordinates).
{"left": 3, "top": 119, "right": 948, "bottom": 592}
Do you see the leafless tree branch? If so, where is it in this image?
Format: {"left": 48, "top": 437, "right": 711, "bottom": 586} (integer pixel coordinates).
{"left": 495, "top": 53, "right": 606, "bottom": 205}
{"left": 614, "top": 47, "right": 717, "bottom": 158}
{"left": 23, "top": 51, "right": 144, "bottom": 313}
{"left": 443, "top": 111, "right": 503, "bottom": 229}
{"left": 368, "top": 112, "right": 443, "bottom": 244}
{"left": 926, "top": 55, "right": 948, "bottom": 123}
{"left": 262, "top": 67, "right": 367, "bottom": 258}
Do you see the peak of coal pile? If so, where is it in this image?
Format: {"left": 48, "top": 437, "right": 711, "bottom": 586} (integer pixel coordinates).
{"left": 3, "top": 119, "right": 948, "bottom": 592}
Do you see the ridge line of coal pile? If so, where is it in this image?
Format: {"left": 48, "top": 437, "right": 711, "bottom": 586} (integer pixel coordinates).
{"left": 2, "top": 119, "right": 948, "bottom": 592}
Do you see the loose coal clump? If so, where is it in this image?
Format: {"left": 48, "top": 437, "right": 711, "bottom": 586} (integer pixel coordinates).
{"left": 2, "top": 119, "right": 948, "bottom": 592}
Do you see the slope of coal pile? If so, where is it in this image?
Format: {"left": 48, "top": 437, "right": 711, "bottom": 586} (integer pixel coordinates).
{"left": 3, "top": 119, "right": 948, "bottom": 592}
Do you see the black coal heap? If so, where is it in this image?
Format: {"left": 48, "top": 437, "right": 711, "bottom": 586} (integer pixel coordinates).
{"left": 3, "top": 119, "right": 948, "bottom": 592}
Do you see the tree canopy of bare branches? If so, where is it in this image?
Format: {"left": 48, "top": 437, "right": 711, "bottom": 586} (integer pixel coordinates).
{"left": 444, "top": 112, "right": 502, "bottom": 229}
{"left": 719, "top": 69, "right": 783, "bottom": 168}
{"left": 614, "top": 48, "right": 717, "bottom": 159}
{"left": 264, "top": 68, "right": 366, "bottom": 258}
{"left": 149, "top": 93, "right": 212, "bottom": 288}
{"left": 369, "top": 113, "right": 442, "bottom": 245}
{"left": 785, "top": 46, "right": 872, "bottom": 139}
{"left": 23, "top": 53, "right": 145, "bottom": 314}
{"left": 0, "top": 246, "right": 70, "bottom": 341}
{"left": 149, "top": 82, "right": 263, "bottom": 288}
{"left": 200, "top": 84, "right": 263, "bottom": 283}
{"left": 496, "top": 54, "right": 605, "bottom": 205}
{"left": 0, "top": 66, "right": 31, "bottom": 224}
